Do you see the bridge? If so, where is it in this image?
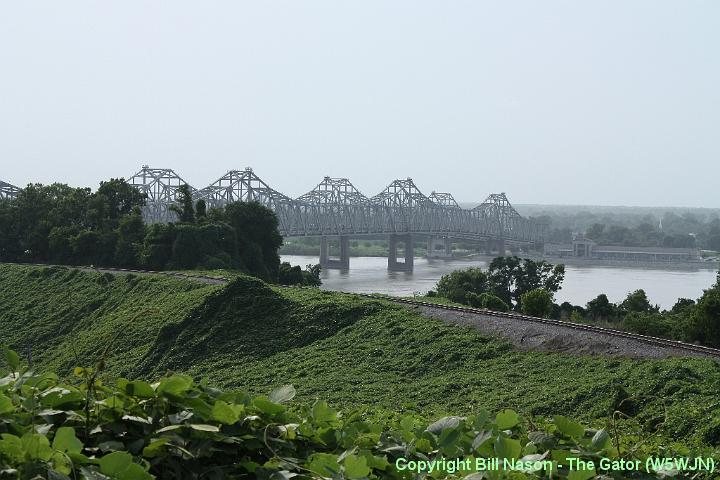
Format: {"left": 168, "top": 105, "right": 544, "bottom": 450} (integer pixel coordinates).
{"left": 127, "top": 166, "right": 544, "bottom": 272}
{"left": 0, "top": 180, "right": 20, "bottom": 200}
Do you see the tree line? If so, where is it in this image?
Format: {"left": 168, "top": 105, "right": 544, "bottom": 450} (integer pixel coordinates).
{"left": 431, "top": 257, "right": 720, "bottom": 346}
{"left": 532, "top": 209, "right": 720, "bottom": 250}
{"left": 0, "top": 180, "right": 321, "bottom": 286}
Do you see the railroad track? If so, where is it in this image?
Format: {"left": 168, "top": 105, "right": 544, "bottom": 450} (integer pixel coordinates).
{"left": 356, "top": 294, "right": 720, "bottom": 359}
{"left": 5, "top": 262, "right": 720, "bottom": 359}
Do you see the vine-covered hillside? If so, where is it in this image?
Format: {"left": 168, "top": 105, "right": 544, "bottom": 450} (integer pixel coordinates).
{"left": 2, "top": 264, "right": 720, "bottom": 447}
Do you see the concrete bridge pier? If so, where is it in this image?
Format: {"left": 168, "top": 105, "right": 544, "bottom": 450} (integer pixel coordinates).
{"left": 320, "top": 235, "right": 350, "bottom": 270}
{"left": 484, "top": 238, "right": 507, "bottom": 256}
{"left": 427, "top": 236, "right": 452, "bottom": 259}
{"left": 388, "top": 234, "right": 414, "bottom": 272}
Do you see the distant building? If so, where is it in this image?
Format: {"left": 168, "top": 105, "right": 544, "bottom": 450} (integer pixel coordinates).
{"left": 544, "top": 234, "right": 701, "bottom": 263}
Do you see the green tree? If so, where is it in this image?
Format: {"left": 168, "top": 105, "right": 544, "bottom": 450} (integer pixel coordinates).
{"left": 487, "top": 256, "right": 565, "bottom": 308}
{"left": 692, "top": 287, "right": 720, "bottom": 346}
{"left": 436, "top": 267, "right": 488, "bottom": 304}
{"left": 620, "top": 289, "right": 656, "bottom": 315}
{"left": 195, "top": 199, "right": 207, "bottom": 220}
{"left": 170, "top": 184, "right": 195, "bottom": 223}
{"left": 221, "top": 202, "right": 283, "bottom": 282}
{"left": 520, "top": 288, "right": 553, "bottom": 317}
{"left": 586, "top": 294, "right": 616, "bottom": 321}
{"left": 115, "top": 209, "right": 146, "bottom": 267}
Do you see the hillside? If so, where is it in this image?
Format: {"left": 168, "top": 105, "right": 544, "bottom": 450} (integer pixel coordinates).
{"left": 2, "top": 264, "right": 720, "bottom": 447}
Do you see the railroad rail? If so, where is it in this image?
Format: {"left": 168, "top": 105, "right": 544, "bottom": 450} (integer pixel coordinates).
{"left": 4, "top": 262, "right": 719, "bottom": 359}
{"left": 360, "top": 294, "right": 720, "bottom": 359}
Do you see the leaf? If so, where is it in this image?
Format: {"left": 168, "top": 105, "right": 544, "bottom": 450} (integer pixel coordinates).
{"left": 21, "top": 433, "right": 53, "bottom": 461}
{"left": 99, "top": 452, "right": 133, "bottom": 476}
{"left": 528, "top": 431, "right": 556, "bottom": 450}
{"left": 188, "top": 424, "right": 220, "bottom": 432}
{"left": 312, "top": 401, "right": 337, "bottom": 423}
{"left": 3, "top": 348, "right": 19, "bottom": 371}
{"left": 568, "top": 466, "right": 596, "bottom": 480}
{"left": 472, "top": 430, "right": 493, "bottom": 449}
{"left": 118, "top": 379, "right": 155, "bottom": 398}
{"left": 344, "top": 455, "right": 371, "bottom": 479}
{"left": 590, "top": 429, "right": 610, "bottom": 450}
{"left": 494, "top": 435, "right": 521, "bottom": 460}
{"left": 553, "top": 415, "right": 585, "bottom": 439}
{"left": 52, "top": 427, "right": 83, "bottom": 455}
{"left": 156, "top": 375, "right": 193, "bottom": 396}
{"left": 426, "top": 416, "right": 461, "bottom": 434}
{"left": 307, "top": 452, "right": 341, "bottom": 476}
{"left": 0, "top": 394, "right": 14, "bottom": 415}
{"left": 254, "top": 397, "right": 285, "bottom": 415}
{"left": 269, "top": 385, "right": 296, "bottom": 404}
{"left": 142, "top": 439, "right": 169, "bottom": 458}
{"left": 0, "top": 434, "right": 23, "bottom": 464}
{"left": 495, "top": 409, "right": 520, "bottom": 430}
{"left": 115, "top": 462, "right": 153, "bottom": 480}
{"left": 212, "top": 401, "right": 240, "bottom": 424}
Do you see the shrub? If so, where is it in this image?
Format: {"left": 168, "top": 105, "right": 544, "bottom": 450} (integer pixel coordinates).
{"left": 467, "top": 292, "right": 509, "bottom": 312}
{"left": 520, "top": 288, "right": 553, "bottom": 317}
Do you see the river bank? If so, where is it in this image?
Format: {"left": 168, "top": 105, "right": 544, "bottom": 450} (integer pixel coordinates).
{"left": 281, "top": 254, "right": 719, "bottom": 310}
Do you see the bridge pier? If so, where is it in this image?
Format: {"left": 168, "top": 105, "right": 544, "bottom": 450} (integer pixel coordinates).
{"left": 484, "top": 238, "right": 507, "bottom": 256}
{"left": 427, "top": 236, "right": 452, "bottom": 259}
{"left": 320, "top": 235, "right": 350, "bottom": 270}
{"left": 388, "top": 234, "right": 414, "bottom": 272}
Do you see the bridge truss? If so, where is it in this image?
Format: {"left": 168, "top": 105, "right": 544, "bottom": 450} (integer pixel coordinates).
{"left": 0, "top": 180, "right": 20, "bottom": 200}
{"left": 127, "top": 166, "right": 544, "bottom": 245}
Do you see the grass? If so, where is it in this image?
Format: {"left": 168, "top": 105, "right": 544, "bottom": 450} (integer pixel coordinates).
{"left": 2, "top": 264, "right": 720, "bottom": 447}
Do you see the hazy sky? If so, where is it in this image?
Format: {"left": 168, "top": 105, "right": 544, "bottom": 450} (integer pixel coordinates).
{"left": 1, "top": 1, "right": 718, "bottom": 206}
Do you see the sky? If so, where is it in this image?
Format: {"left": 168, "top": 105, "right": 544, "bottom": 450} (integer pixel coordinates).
{"left": 0, "top": 1, "right": 718, "bottom": 207}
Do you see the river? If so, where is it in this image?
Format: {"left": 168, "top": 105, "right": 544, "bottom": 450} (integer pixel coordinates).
{"left": 281, "top": 255, "right": 718, "bottom": 309}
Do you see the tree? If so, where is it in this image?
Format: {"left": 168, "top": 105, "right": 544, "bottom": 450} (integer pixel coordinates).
{"left": 278, "top": 263, "right": 322, "bottom": 287}
{"left": 196, "top": 199, "right": 207, "bottom": 221}
{"left": 671, "top": 298, "right": 696, "bottom": 314}
{"left": 92, "top": 178, "right": 146, "bottom": 229}
{"left": 115, "top": 209, "right": 146, "bottom": 267}
{"left": 586, "top": 294, "right": 616, "bottom": 321}
{"left": 487, "top": 257, "right": 565, "bottom": 308}
{"left": 436, "top": 267, "right": 488, "bottom": 304}
{"left": 691, "top": 287, "right": 720, "bottom": 346}
{"left": 520, "top": 288, "right": 553, "bottom": 317}
{"left": 620, "top": 289, "right": 656, "bottom": 315}
{"left": 221, "top": 202, "right": 283, "bottom": 282}
{"left": 170, "top": 184, "right": 195, "bottom": 223}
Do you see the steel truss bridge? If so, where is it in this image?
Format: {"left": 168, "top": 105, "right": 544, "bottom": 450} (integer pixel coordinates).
{"left": 127, "top": 166, "right": 544, "bottom": 270}
{"left": 0, "top": 167, "right": 545, "bottom": 271}
{"left": 0, "top": 180, "right": 20, "bottom": 200}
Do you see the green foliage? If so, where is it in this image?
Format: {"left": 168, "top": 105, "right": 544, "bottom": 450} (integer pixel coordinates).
{"left": 467, "top": 292, "right": 509, "bottom": 312}
{"left": 169, "top": 184, "right": 195, "bottom": 223}
{"left": 436, "top": 258, "right": 565, "bottom": 310}
{"left": 0, "top": 180, "right": 144, "bottom": 265}
{"left": 218, "top": 202, "right": 283, "bottom": 282}
{"left": 0, "top": 181, "right": 284, "bottom": 283}
{"left": 619, "top": 289, "right": 657, "bottom": 315}
{"left": 436, "top": 267, "right": 488, "bottom": 304}
{"left": 691, "top": 286, "right": 720, "bottom": 346}
{"left": 487, "top": 257, "right": 565, "bottom": 308}
{"left": 520, "top": 289, "right": 553, "bottom": 317}
{"left": 0, "top": 350, "right": 712, "bottom": 479}
{"left": 4, "top": 264, "right": 720, "bottom": 453}
{"left": 278, "top": 262, "right": 322, "bottom": 286}
{"left": 585, "top": 294, "right": 616, "bottom": 322}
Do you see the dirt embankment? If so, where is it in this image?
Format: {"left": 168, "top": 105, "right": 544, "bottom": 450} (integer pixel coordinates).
{"left": 410, "top": 305, "right": 713, "bottom": 360}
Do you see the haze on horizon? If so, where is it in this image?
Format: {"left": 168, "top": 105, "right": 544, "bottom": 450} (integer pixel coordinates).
{"left": 0, "top": 1, "right": 718, "bottom": 208}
